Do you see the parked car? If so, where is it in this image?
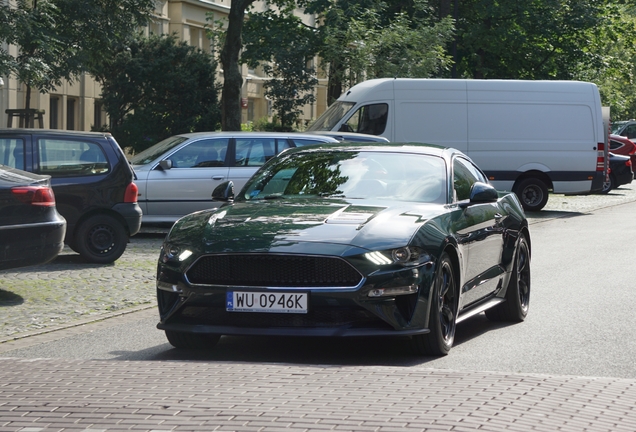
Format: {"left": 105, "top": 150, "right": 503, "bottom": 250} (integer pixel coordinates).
{"left": 0, "top": 165, "right": 66, "bottom": 270}
{"left": 130, "top": 132, "right": 340, "bottom": 224}
{"left": 0, "top": 129, "right": 142, "bottom": 264}
{"left": 609, "top": 134, "right": 636, "bottom": 166}
{"left": 156, "top": 142, "right": 531, "bottom": 356}
{"left": 304, "top": 131, "right": 391, "bottom": 143}
{"left": 601, "top": 152, "right": 633, "bottom": 194}
{"left": 611, "top": 120, "right": 636, "bottom": 139}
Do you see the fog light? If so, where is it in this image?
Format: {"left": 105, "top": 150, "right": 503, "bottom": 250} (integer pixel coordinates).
{"left": 368, "top": 285, "right": 419, "bottom": 297}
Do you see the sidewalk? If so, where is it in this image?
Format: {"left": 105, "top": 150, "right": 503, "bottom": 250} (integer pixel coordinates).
{"left": 1, "top": 357, "right": 635, "bottom": 431}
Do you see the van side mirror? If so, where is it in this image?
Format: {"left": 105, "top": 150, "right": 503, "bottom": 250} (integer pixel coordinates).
{"left": 212, "top": 181, "right": 234, "bottom": 202}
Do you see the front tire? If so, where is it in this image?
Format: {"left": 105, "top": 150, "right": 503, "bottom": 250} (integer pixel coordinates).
{"left": 485, "top": 234, "right": 531, "bottom": 322}
{"left": 74, "top": 214, "right": 128, "bottom": 264}
{"left": 165, "top": 331, "right": 221, "bottom": 350}
{"left": 411, "top": 252, "right": 458, "bottom": 356}
{"left": 513, "top": 178, "right": 549, "bottom": 212}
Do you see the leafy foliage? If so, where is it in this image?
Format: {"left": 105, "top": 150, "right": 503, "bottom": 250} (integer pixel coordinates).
{"left": 242, "top": 5, "right": 320, "bottom": 129}
{"left": 99, "top": 34, "right": 221, "bottom": 153}
{"left": 0, "top": 0, "right": 154, "bottom": 110}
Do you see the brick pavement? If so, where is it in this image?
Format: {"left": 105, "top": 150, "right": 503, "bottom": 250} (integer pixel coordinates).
{"left": 1, "top": 358, "right": 635, "bottom": 431}
{"left": 2, "top": 187, "right": 636, "bottom": 431}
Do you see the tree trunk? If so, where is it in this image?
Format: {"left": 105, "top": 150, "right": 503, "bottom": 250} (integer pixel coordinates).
{"left": 220, "top": 0, "right": 254, "bottom": 131}
{"left": 327, "top": 58, "right": 343, "bottom": 106}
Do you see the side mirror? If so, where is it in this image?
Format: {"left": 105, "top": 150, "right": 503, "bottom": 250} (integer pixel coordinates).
{"left": 159, "top": 159, "right": 172, "bottom": 170}
{"left": 469, "top": 182, "right": 499, "bottom": 203}
{"left": 212, "top": 181, "right": 234, "bottom": 202}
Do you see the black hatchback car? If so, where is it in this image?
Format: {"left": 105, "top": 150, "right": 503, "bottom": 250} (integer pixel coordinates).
{"left": 0, "top": 129, "right": 142, "bottom": 263}
{"left": 0, "top": 165, "right": 66, "bottom": 270}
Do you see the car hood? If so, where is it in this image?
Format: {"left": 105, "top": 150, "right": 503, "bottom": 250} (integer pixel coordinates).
{"left": 170, "top": 198, "right": 447, "bottom": 254}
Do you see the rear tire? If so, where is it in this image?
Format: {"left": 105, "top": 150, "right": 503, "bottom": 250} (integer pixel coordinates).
{"left": 513, "top": 178, "right": 549, "bottom": 212}
{"left": 74, "top": 214, "right": 128, "bottom": 264}
{"left": 411, "top": 252, "right": 457, "bottom": 356}
{"left": 165, "top": 331, "right": 221, "bottom": 350}
{"left": 485, "top": 234, "right": 531, "bottom": 322}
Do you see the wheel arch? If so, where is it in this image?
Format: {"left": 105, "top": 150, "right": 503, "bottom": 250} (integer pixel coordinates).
{"left": 512, "top": 170, "right": 553, "bottom": 192}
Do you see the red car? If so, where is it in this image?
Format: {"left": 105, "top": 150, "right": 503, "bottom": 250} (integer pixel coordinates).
{"left": 609, "top": 134, "right": 636, "bottom": 166}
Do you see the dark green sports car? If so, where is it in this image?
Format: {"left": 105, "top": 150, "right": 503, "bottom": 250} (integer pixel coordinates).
{"left": 156, "top": 143, "right": 531, "bottom": 356}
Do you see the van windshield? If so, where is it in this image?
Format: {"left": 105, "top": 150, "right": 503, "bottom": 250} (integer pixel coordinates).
{"left": 307, "top": 101, "right": 356, "bottom": 131}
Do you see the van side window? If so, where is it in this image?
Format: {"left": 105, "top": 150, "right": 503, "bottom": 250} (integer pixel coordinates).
{"left": 340, "top": 103, "right": 388, "bottom": 136}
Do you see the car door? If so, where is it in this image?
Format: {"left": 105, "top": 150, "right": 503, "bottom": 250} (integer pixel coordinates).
{"left": 144, "top": 138, "right": 230, "bottom": 219}
{"left": 228, "top": 137, "right": 292, "bottom": 193}
{"left": 451, "top": 156, "right": 506, "bottom": 307}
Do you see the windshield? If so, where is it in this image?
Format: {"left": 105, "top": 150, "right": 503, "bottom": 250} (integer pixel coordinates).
{"left": 306, "top": 101, "right": 356, "bottom": 131}
{"left": 129, "top": 136, "right": 188, "bottom": 165}
{"left": 240, "top": 150, "right": 447, "bottom": 204}
{"left": 611, "top": 122, "right": 628, "bottom": 134}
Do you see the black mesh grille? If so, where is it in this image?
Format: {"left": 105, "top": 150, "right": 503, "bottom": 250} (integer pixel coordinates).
{"left": 186, "top": 254, "right": 362, "bottom": 287}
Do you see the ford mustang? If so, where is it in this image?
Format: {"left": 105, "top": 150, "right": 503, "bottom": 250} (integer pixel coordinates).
{"left": 156, "top": 143, "right": 531, "bottom": 356}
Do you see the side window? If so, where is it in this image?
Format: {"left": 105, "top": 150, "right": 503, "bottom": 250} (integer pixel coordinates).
{"left": 168, "top": 138, "right": 229, "bottom": 168}
{"left": 0, "top": 138, "right": 26, "bottom": 170}
{"left": 453, "top": 157, "right": 485, "bottom": 201}
{"left": 38, "top": 139, "right": 109, "bottom": 177}
{"left": 235, "top": 138, "right": 276, "bottom": 167}
{"left": 340, "top": 103, "right": 388, "bottom": 136}
{"left": 626, "top": 125, "right": 636, "bottom": 140}
{"left": 609, "top": 139, "right": 623, "bottom": 151}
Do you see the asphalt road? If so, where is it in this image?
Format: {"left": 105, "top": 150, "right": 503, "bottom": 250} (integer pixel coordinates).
{"left": 1, "top": 185, "right": 636, "bottom": 379}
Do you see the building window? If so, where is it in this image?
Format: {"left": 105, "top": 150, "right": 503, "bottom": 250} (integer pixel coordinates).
{"left": 67, "top": 98, "right": 76, "bottom": 130}
{"left": 94, "top": 101, "right": 104, "bottom": 130}
{"left": 50, "top": 97, "right": 59, "bottom": 129}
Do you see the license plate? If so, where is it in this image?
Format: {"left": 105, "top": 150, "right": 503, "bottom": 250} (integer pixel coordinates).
{"left": 226, "top": 291, "right": 308, "bottom": 314}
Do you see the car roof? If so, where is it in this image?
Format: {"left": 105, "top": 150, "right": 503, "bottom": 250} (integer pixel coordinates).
{"left": 172, "top": 131, "right": 340, "bottom": 141}
{"left": 283, "top": 141, "right": 458, "bottom": 158}
{"left": 304, "top": 131, "right": 390, "bottom": 143}
{"left": 0, "top": 128, "right": 113, "bottom": 138}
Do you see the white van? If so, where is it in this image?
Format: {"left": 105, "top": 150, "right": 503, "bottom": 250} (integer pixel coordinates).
{"left": 307, "top": 78, "right": 608, "bottom": 211}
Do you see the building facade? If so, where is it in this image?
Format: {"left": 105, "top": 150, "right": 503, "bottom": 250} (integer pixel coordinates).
{"left": 0, "top": 0, "right": 328, "bottom": 132}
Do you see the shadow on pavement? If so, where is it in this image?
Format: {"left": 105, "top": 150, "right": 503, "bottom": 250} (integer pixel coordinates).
{"left": 0, "top": 289, "right": 24, "bottom": 306}
{"left": 110, "top": 314, "right": 514, "bottom": 367}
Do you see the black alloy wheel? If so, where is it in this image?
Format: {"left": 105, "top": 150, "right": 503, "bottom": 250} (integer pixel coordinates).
{"left": 411, "top": 252, "right": 457, "bottom": 356}
{"left": 485, "top": 234, "right": 531, "bottom": 322}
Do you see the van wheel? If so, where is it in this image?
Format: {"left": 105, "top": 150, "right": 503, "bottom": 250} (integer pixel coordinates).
{"left": 75, "top": 214, "right": 128, "bottom": 264}
{"left": 513, "top": 178, "right": 549, "bottom": 212}
{"left": 600, "top": 174, "right": 615, "bottom": 194}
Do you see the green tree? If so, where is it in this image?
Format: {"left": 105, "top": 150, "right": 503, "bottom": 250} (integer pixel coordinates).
{"left": 454, "top": 0, "right": 611, "bottom": 79}
{"left": 305, "top": 0, "right": 453, "bottom": 104}
{"left": 99, "top": 34, "right": 221, "bottom": 153}
{"left": 242, "top": 5, "right": 320, "bottom": 130}
{"left": 3, "top": 0, "right": 154, "bottom": 116}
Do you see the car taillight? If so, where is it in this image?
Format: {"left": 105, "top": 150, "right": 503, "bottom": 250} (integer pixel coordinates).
{"left": 11, "top": 186, "right": 56, "bottom": 206}
{"left": 597, "top": 142, "right": 605, "bottom": 172}
{"left": 626, "top": 160, "right": 632, "bottom": 167}
{"left": 124, "top": 182, "right": 138, "bottom": 203}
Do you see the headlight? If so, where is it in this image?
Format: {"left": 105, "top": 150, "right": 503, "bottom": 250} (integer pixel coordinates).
{"left": 161, "top": 242, "right": 193, "bottom": 263}
{"left": 365, "top": 246, "right": 430, "bottom": 266}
